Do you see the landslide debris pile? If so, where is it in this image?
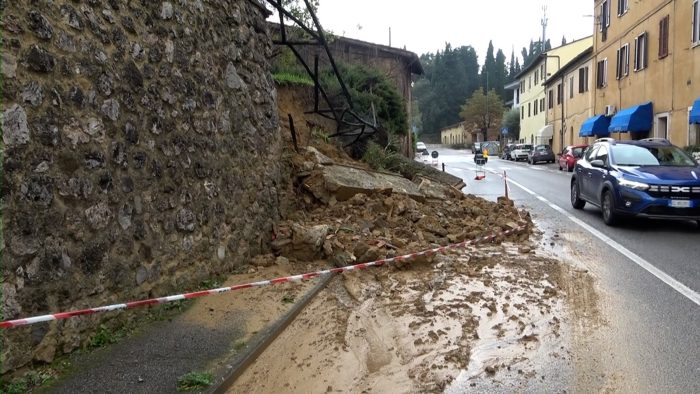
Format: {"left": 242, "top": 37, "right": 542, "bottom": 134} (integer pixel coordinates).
{"left": 268, "top": 147, "right": 533, "bottom": 267}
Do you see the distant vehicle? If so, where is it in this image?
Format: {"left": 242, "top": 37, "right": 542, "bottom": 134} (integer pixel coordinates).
{"left": 416, "top": 141, "right": 428, "bottom": 153}
{"left": 510, "top": 144, "right": 533, "bottom": 161}
{"left": 570, "top": 138, "right": 700, "bottom": 226}
{"left": 528, "top": 144, "right": 555, "bottom": 164}
{"left": 558, "top": 144, "right": 588, "bottom": 172}
{"left": 501, "top": 144, "right": 516, "bottom": 159}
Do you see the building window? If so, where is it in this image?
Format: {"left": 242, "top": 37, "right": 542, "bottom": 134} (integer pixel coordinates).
{"left": 569, "top": 76, "right": 575, "bottom": 99}
{"left": 600, "top": 0, "right": 611, "bottom": 31}
{"left": 535, "top": 70, "right": 539, "bottom": 84}
{"left": 693, "top": 0, "right": 700, "bottom": 45}
{"left": 616, "top": 43, "right": 630, "bottom": 79}
{"left": 597, "top": 58, "right": 608, "bottom": 88}
{"left": 634, "top": 32, "right": 648, "bottom": 71}
{"left": 540, "top": 64, "right": 545, "bottom": 79}
{"left": 529, "top": 76, "right": 532, "bottom": 89}
{"left": 659, "top": 15, "right": 670, "bottom": 58}
{"left": 556, "top": 83, "right": 563, "bottom": 105}
{"left": 521, "top": 106, "right": 525, "bottom": 119}
{"left": 540, "top": 98, "right": 545, "bottom": 112}
{"left": 617, "top": 0, "right": 628, "bottom": 16}
{"left": 534, "top": 101, "right": 539, "bottom": 115}
{"left": 578, "top": 67, "right": 589, "bottom": 92}
{"left": 548, "top": 89, "right": 554, "bottom": 109}
{"left": 528, "top": 102, "right": 531, "bottom": 117}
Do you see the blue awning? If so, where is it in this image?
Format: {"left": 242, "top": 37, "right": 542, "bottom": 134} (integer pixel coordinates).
{"left": 608, "top": 102, "right": 653, "bottom": 133}
{"left": 580, "top": 115, "right": 611, "bottom": 137}
{"left": 690, "top": 98, "right": 700, "bottom": 124}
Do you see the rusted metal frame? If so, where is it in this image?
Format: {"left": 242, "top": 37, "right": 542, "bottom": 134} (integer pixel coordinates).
{"left": 268, "top": 0, "right": 320, "bottom": 40}
{"left": 285, "top": 44, "right": 343, "bottom": 124}
{"left": 301, "top": 0, "right": 354, "bottom": 107}
{"left": 265, "top": 0, "right": 379, "bottom": 144}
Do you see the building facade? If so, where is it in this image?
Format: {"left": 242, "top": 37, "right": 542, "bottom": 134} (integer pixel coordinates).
{"left": 515, "top": 37, "right": 594, "bottom": 146}
{"left": 592, "top": 0, "right": 700, "bottom": 146}
{"left": 440, "top": 122, "right": 472, "bottom": 146}
{"left": 544, "top": 47, "right": 595, "bottom": 153}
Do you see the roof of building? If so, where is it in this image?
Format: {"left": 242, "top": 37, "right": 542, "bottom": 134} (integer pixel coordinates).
{"left": 439, "top": 122, "right": 465, "bottom": 132}
{"left": 267, "top": 22, "right": 424, "bottom": 75}
{"left": 504, "top": 79, "right": 520, "bottom": 90}
{"left": 514, "top": 35, "right": 593, "bottom": 80}
{"left": 544, "top": 47, "right": 593, "bottom": 85}
{"left": 330, "top": 36, "right": 424, "bottom": 75}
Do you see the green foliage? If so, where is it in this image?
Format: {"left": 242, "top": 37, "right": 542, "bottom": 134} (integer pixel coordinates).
{"left": 0, "top": 370, "right": 55, "bottom": 394}
{"left": 361, "top": 141, "right": 404, "bottom": 172}
{"left": 502, "top": 108, "right": 521, "bottom": 140}
{"left": 321, "top": 63, "right": 408, "bottom": 137}
{"left": 87, "top": 323, "right": 130, "bottom": 349}
{"left": 176, "top": 371, "right": 213, "bottom": 392}
{"left": 413, "top": 44, "right": 480, "bottom": 136}
{"left": 459, "top": 89, "right": 506, "bottom": 141}
{"left": 273, "top": 72, "right": 314, "bottom": 87}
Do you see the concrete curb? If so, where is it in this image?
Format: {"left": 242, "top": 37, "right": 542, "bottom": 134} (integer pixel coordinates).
{"left": 208, "top": 273, "right": 337, "bottom": 393}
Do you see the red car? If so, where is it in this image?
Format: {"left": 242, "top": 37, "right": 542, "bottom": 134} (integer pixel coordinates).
{"left": 558, "top": 144, "right": 588, "bottom": 172}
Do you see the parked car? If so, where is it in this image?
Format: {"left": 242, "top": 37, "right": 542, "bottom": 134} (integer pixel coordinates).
{"left": 501, "top": 144, "right": 515, "bottom": 159}
{"left": 528, "top": 144, "right": 555, "bottom": 164}
{"left": 570, "top": 138, "right": 700, "bottom": 226}
{"left": 510, "top": 144, "right": 533, "bottom": 161}
{"left": 558, "top": 144, "right": 588, "bottom": 172}
{"left": 416, "top": 141, "right": 428, "bottom": 154}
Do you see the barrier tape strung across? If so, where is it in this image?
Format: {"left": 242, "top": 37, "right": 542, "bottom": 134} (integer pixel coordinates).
{"left": 0, "top": 225, "right": 527, "bottom": 329}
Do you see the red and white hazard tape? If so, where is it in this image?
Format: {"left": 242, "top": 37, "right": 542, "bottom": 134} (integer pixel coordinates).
{"left": 0, "top": 225, "right": 527, "bottom": 329}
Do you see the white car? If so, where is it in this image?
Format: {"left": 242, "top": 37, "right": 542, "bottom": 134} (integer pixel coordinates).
{"left": 510, "top": 144, "right": 533, "bottom": 161}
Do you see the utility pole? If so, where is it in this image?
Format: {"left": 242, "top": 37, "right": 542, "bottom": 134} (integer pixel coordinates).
{"left": 485, "top": 71, "right": 489, "bottom": 142}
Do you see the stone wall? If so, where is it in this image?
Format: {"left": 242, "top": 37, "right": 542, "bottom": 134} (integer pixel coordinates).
{"left": 1, "top": 0, "right": 282, "bottom": 372}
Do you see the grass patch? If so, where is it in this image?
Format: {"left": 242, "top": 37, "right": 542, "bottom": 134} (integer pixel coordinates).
{"left": 0, "top": 369, "right": 57, "bottom": 394}
{"left": 273, "top": 72, "right": 314, "bottom": 87}
{"left": 176, "top": 371, "right": 213, "bottom": 392}
{"left": 87, "top": 323, "right": 133, "bottom": 349}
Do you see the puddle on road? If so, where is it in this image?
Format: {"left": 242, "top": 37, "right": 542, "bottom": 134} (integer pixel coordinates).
{"left": 444, "top": 262, "right": 572, "bottom": 393}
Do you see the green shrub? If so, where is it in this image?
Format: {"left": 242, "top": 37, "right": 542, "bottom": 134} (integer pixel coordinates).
{"left": 176, "top": 372, "right": 213, "bottom": 392}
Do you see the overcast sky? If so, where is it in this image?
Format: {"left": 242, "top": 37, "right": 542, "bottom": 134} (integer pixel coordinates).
{"left": 315, "top": 0, "right": 595, "bottom": 65}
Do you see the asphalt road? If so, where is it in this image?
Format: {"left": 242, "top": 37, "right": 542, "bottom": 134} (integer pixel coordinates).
{"left": 430, "top": 146, "right": 700, "bottom": 393}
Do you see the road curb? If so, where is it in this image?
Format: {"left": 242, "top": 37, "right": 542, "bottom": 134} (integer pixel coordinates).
{"left": 208, "top": 272, "right": 337, "bottom": 393}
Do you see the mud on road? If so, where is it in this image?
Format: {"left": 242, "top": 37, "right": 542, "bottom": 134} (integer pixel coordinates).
{"left": 227, "top": 240, "right": 593, "bottom": 393}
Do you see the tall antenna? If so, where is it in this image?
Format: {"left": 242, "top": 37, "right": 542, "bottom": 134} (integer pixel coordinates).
{"left": 541, "top": 5, "right": 548, "bottom": 50}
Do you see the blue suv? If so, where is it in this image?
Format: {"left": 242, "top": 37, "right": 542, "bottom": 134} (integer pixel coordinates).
{"left": 570, "top": 138, "right": 700, "bottom": 226}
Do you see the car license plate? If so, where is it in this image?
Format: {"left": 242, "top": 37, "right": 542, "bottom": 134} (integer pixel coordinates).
{"left": 669, "top": 200, "right": 692, "bottom": 208}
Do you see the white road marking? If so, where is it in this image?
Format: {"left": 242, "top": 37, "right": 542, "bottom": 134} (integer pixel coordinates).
{"left": 506, "top": 177, "right": 700, "bottom": 307}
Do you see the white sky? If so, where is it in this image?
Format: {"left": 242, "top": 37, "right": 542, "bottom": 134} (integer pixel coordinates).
{"left": 315, "top": 0, "right": 595, "bottom": 65}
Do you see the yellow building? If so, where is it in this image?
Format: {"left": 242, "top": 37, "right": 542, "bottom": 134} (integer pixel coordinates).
{"left": 544, "top": 47, "right": 595, "bottom": 153}
{"left": 592, "top": 0, "right": 700, "bottom": 146}
{"left": 440, "top": 122, "right": 472, "bottom": 146}
{"left": 515, "top": 36, "right": 594, "bottom": 146}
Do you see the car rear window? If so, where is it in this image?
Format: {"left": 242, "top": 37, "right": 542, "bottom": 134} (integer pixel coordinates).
{"left": 572, "top": 147, "right": 585, "bottom": 157}
{"left": 523, "top": 145, "right": 533, "bottom": 150}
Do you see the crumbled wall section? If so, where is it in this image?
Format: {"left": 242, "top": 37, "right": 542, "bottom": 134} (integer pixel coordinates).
{"left": 1, "top": 0, "right": 282, "bottom": 371}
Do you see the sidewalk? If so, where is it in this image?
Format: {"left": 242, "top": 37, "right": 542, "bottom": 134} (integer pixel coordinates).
{"left": 45, "top": 264, "right": 319, "bottom": 393}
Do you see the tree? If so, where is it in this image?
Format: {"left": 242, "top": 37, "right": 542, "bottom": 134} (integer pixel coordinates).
{"left": 280, "top": 0, "right": 320, "bottom": 27}
{"left": 501, "top": 108, "right": 521, "bottom": 141}
{"left": 413, "top": 44, "right": 480, "bottom": 136}
{"left": 459, "top": 89, "right": 506, "bottom": 142}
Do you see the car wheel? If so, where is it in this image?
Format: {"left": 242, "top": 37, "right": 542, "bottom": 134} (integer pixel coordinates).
{"left": 570, "top": 180, "right": 585, "bottom": 209}
{"left": 567, "top": 164, "right": 573, "bottom": 172}
{"left": 602, "top": 190, "right": 619, "bottom": 226}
